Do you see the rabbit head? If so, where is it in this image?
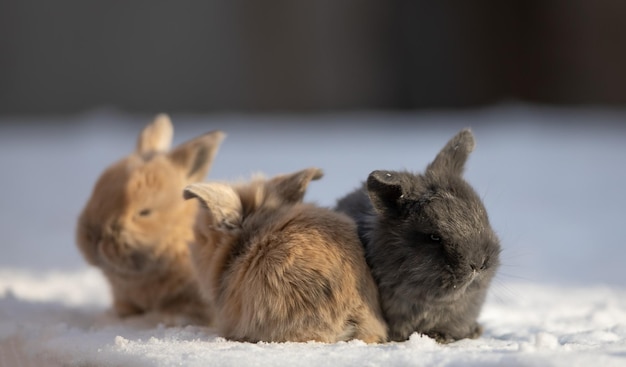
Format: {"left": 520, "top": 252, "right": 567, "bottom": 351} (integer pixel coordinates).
{"left": 76, "top": 114, "right": 224, "bottom": 320}
{"left": 367, "top": 129, "right": 500, "bottom": 299}
{"left": 184, "top": 167, "right": 324, "bottom": 227}
{"left": 182, "top": 168, "right": 324, "bottom": 285}
{"left": 347, "top": 128, "right": 500, "bottom": 342}
{"left": 184, "top": 168, "right": 388, "bottom": 343}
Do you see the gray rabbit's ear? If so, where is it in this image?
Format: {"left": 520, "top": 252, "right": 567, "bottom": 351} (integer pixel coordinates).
{"left": 136, "top": 114, "right": 174, "bottom": 154}
{"left": 269, "top": 167, "right": 324, "bottom": 203}
{"left": 169, "top": 130, "right": 226, "bottom": 182}
{"left": 183, "top": 182, "right": 242, "bottom": 231}
{"left": 367, "top": 170, "right": 403, "bottom": 215}
{"left": 426, "top": 128, "right": 475, "bottom": 176}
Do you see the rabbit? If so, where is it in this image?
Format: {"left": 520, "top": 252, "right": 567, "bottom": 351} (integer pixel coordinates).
{"left": 183, "top": 168, "right": 388, "bottom": 343}
{"left": 76, "top": 114, "right": 224, "bottom": 325}
{"left": 335, "top": 129, "right": 501, "bottom": 343}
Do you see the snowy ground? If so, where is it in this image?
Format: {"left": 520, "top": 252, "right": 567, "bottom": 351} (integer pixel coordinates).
{"left": 1, "top": 105, "right": 626, "bottom": 366}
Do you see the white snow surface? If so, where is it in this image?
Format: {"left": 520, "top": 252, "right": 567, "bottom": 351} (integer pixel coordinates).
{"left": 1, "top": 105, "right": 626, "bottom": 366}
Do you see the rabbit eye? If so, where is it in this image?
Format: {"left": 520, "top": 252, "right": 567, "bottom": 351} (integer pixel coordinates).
{"left": 138, "top": 209, "right": 152, "bottom": 217}
{"left": 407, "top": 231, "right": 442, "bottom": 246}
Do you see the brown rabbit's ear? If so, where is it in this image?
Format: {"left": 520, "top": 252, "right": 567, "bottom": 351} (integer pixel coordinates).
{"left": 426, "top": 128, "right": 475, "bottom": 176}
{"left": 367, "top": 170, "right": 403, "bottom": 215}
{"left": 268, "top": 167, "right": 323, "bottom": 203}
{"left": 169, "top": 130, "right": 226, "bottom": 182}
{"left": 136, "top": 114, "right": 174, "bottom": 154}
{"left": 183, "top": 182, "right": 242, "bottom": 231}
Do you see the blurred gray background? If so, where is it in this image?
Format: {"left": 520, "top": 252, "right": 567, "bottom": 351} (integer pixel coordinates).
{"left": 2, "top": 0, "right": 626, "bottom": 115}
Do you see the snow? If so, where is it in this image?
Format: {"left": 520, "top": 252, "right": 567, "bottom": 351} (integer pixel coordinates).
{"left": 1, "top": 105, "right": 626, "bottom": 366}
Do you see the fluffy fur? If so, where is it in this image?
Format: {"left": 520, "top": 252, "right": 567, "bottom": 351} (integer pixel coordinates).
{"left": 76, "top": 114, "right": 224, "bottom": 325}
{"left": 335, "top": 129, "right": 501, "bottom": 343}
{"left": 183, "top": 168, "right": 388, "bottom": 343}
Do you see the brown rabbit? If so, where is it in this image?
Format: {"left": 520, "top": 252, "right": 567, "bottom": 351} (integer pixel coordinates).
{"left": 76, "top": 114, "right": 224, "bottom": 325}
{"left": 183, "top": 168, "right": 388, "bottom": 343}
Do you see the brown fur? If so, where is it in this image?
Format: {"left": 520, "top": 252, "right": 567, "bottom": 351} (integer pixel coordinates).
{"left": 184, "top": 168, "right": 388, "bottom": 343}
{"left": 76, "top": 114, "right": 224, "bottom": 325}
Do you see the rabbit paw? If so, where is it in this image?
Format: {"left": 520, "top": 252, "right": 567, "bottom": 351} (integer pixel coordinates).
{"left": 468, "top": 322, "right": 483, "bottom": 339}
{"left": 425, "top": 322, "right": 483, "bottom": 344}
{"left": 425, "top": 331, "right": 456, "bottom": 344}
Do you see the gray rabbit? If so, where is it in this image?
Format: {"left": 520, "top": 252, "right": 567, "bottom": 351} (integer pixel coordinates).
{"left": 335, "top": 129, "right": 500, "bottom": 343}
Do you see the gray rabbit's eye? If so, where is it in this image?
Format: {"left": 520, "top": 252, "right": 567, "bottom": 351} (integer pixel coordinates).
{"left": 138, "top": 209, "right": 152, "bottom": 217}
{"left": 407, "top": 231, "right": 442, "bottom": 246}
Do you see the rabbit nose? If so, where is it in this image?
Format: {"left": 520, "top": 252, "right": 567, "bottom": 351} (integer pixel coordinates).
{"left": 108, "top": 220, "right": 123, "bottom": 235}
{"left": 470, "top": 264, "right": 477, "bottom": 272}
{"left": 470, "top": 262, "right": 483, "bottom": 273}
{"left": 470, "top": 257, "right": 487, "bottom": 272}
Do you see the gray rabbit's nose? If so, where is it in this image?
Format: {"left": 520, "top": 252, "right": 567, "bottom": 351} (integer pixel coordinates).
{"left": 469, "top": 259, "right": 487, "bottom": 272}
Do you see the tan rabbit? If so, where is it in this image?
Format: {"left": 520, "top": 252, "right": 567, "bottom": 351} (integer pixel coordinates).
{"left": 76, "top": 114, "right": 224, "bottom": 325}
{"left": 183, "top": 168, "right": 388, "bottom": 343}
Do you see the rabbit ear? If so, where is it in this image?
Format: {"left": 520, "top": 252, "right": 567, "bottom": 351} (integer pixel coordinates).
{"left": 169, "top": 130, "right": 226, "bottom": 182}
{"left": 367, "top": 170, "right": 403, "bottom": 215}
{"left": 426, "top": 128, "right": 475, "bottom": 176}
{"left": 269, "top": 167, "right": 324, "bottom": 203}
{"left": 136, "top": 114, "right": 174, "bottom": 154}
{"left": 183, "top": 182, "right": 242, "bottom": 230}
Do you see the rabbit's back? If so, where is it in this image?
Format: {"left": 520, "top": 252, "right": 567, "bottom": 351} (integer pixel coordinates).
{"left": 335, "top": 185, "right": 375, "bottom": 245}
{"left": 218, "top": 204, "right": 387, "bottom": 343}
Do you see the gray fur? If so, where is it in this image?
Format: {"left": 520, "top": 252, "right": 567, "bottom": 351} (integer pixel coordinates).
{"left": 335, "top": 128, "right": 500, "bottom": 343}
